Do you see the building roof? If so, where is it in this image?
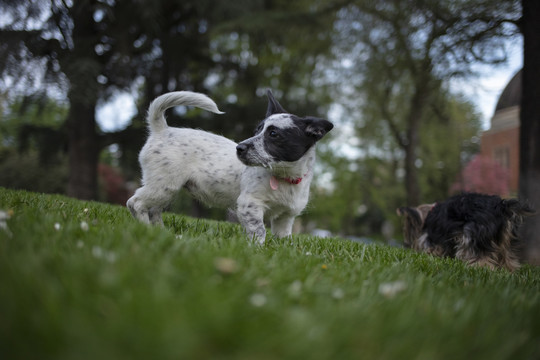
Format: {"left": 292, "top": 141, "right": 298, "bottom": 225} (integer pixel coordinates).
{"left": 494, "top": 69, "right": 522, "bottom": 112}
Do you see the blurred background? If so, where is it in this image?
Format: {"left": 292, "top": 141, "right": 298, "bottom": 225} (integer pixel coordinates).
{"left": 0, "top": 0, "right": 538, "bottom": 262}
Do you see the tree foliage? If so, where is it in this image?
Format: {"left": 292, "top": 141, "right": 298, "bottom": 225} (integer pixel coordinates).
{"left": 332, "top": 0, "right": 520, "bottom": 205}
{"left": 309, "top": 91, "right": 481, "bottom": 238}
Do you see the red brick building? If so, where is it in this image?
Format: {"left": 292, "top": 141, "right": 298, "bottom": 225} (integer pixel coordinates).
{"left": 479, "top": 70, "right": 521, "bottom": 195}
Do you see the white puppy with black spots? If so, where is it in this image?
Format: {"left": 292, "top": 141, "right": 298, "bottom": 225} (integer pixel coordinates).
{"left": 127, "top": 90, "right": 333, "bottom": 244}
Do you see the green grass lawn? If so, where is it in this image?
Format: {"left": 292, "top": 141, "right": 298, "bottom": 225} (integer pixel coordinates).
{"left": 1, "top": 187, "right": 539, "bottom": 360}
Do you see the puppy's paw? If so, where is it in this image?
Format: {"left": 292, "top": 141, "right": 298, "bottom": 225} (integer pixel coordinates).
{"left": 246, "top": 232, "right": 266, "bottom": 246}
{"left": 254, "top": 236, "right": 266, "bottom": 246}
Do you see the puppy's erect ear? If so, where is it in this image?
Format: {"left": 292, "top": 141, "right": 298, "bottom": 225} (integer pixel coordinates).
{"left": 303, "top": 117, "right": 334, "bottom": 140}
{"left": 266, "top": 89, "right": 287, "bottom": 117}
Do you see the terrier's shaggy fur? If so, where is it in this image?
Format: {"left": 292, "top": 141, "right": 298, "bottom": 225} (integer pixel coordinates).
{"left": 397, "top": 193, "right": 534, "bottom": 271}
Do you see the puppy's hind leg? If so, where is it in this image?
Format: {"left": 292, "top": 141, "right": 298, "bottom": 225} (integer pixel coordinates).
{"left": 127, "top": 191, "right": 150, "bottom": 224}
{"left": 126, "top": 186, "right": 172, "bottom": 226}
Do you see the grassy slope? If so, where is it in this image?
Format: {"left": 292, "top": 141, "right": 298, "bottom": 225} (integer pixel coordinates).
{"left": 0, "top": 187, "right": 539, "bottom": 360}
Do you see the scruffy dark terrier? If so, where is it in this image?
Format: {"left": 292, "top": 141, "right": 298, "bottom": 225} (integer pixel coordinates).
{"left": 397, "top": 193, "right": 534, "bottom": 271}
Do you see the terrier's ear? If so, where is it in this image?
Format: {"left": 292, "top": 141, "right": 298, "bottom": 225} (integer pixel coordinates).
{"left": 266, "top": 89, "right": 287, "bottom": 117}
{"left": 416, "top": 203, "right": 435, "bottom": 221}
{"left": 397, "top": 206, "right": 424, "bottom": 245}
{"left": 303, "top": 117, "right": 334, "bottom": 141}
{"left": 397, "top": 207, "right": 420, "bottom": 222}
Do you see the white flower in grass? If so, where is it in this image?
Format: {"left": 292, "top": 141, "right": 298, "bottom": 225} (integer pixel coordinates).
{"left": 332, "top": 288, "right": 345, "bottom": 300}
{"left": 378, "top": 281, "right": 407, "bottom": 298}
{"left": 0, "top": 210, "right": 12, "bottom": 236}
{"left": 76, "top": 240, "right": 84, "bottom": 248}
{"left": 54, "top": 222, "right": 61, "bottom": 231}
{"left": 256, "top": 278, "right": 270, "bottom": 288}
{"left": 80, "top": 221, "right": 89, "bottom": 231}
{"left": 249, "top": 293, "right": 267, "bottom": 307}
{"left": 92, "top": 246, "right": 103, "bottom": 258}
{"left": 0, "top": 210, "right": 10, "bottom": 222}
{"left": 214, "top": 257, "right": 238, "bottom": 275}
{"left": 92, "top": 245, "right": 116, "bottom": 263}
{"left": 288, "top": 280, "right": 303, "bottom": 298}
{"left": 105, "top": 251, "right": 117, "bottom": 263}
{"left": 454, "top": 298, "right": 465, "bottom": 312}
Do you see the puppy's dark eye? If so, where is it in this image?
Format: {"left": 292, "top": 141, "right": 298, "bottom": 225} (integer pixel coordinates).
{"left": 269, "top": 130, "right": 278, "bottom": 137}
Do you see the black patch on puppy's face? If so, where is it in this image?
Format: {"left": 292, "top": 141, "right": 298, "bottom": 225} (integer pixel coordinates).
{"left": 262, "top": 116, "right": 333, "bottom": 162}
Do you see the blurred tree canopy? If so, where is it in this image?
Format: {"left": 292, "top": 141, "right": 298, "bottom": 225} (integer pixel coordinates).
{"left": 0, "top": 0, "right": 526, "bottom": 239}
{"left": 332, "top": 0, "right": 520, "bottom": 205}
{"left": 309, "top": 91, "right": 482, "bottom": 237}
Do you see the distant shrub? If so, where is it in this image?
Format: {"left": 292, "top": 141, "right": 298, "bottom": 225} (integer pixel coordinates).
{"left": 450, "top": 155, "right": 510, "bottom": 196}
{"left": 0, "top": 149, "right": 68, "bottom": 194}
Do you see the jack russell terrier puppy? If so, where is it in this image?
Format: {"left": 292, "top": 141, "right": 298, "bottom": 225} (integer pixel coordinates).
{"left": 127, "top": 90, "right": 333, "bottom": 244}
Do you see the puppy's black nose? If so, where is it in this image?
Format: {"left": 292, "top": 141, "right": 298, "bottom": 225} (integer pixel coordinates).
{"left": 236, "top": 143, "right": 248, "bottom": 155}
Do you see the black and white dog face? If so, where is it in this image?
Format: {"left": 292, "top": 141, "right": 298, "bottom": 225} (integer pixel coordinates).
{"left": 236, "top": 90, "right": 333, "bottom": 168}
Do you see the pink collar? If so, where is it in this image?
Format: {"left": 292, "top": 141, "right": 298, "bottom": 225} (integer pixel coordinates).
{"left": 270, "top": 174, "right": 306, "bottom": 190}
{"left": 283, "top": 176, "right": 303, "bottom": 185}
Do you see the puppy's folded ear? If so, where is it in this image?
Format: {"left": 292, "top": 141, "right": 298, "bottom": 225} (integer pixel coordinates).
{"left": 266, "top": 89, "right": 287, "bottom": 116}
{"left": 303, "top": 117, "right": 334, "bottom": 140}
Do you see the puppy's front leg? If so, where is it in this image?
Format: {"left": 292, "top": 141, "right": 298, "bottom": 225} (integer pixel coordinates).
{"left": 271, "top": 215, "right": 295, "bottom": 238}
{"left": 237, "top": 196, "right": 266, "bottom": 245}
{"left": 148, "top": 207, "right": 165, "bottom": 226}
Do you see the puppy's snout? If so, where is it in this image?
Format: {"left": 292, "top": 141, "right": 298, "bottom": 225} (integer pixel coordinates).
{"left": 236, "top": 142, "right": 258, "bottom": 166}
{"left": 236, "top": 143, "right": 249, "bottom": 156}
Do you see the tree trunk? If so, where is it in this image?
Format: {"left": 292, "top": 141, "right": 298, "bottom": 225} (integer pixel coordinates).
{"left": 66, "top": 100, "right": 99, "bottom": 200}
{"left": 520, "top": 0, "right": 540, "bottom": 265}
{"left": 404, "top": 83, "right": 426, "bottom": 206}
{"left": 64, "top": 0, "right": 101, "bottom": 200}
{"left": 404, "top": 132, "right": 420, "bottom": 206}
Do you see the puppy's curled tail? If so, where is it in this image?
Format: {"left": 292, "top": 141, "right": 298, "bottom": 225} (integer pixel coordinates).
{"left": 147, "top": 91, "right": 224, "bottom": 133}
